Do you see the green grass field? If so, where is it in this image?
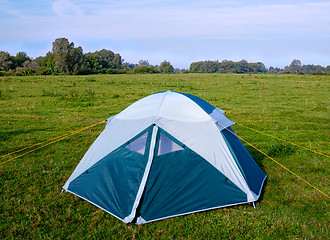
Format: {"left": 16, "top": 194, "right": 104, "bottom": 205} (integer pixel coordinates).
{"left": 1, "top": 73, "right": 329, "bottom": 239}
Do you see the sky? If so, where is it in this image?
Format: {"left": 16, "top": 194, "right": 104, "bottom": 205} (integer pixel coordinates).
{"left": 0, "top": 0, "right": 329, "bottom": 69}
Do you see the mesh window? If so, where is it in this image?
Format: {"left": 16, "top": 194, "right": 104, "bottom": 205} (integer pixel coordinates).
{"left": 157, "top": 132, "right": 184, "bottom": 156}
{"left": 125, "top": 132, "right": 148, "bottom": 155}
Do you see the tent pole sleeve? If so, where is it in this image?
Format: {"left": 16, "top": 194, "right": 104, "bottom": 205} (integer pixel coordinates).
{"left": 123, "top": 125, "right": 158, "bottom": 223}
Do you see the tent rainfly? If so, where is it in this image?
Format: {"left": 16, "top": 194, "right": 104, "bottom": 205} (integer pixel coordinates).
{"left": 63, "top": 91, "right": 267, "bottom": 224}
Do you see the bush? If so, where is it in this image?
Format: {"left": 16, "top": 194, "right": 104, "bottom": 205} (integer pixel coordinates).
{"left": 15, "top": 67, "right": 35, "bottom": 76}
{"left": 37, "top": 66, "right": 52, "bottom": 75}
{"left": 133, "top": 65, "right": 159, "bottom": 74}
{"left": 77, "top": 67, "right": 94, "bottom": 75}
{"left": 268, "top": 141, "right": 296, "bottom": 157}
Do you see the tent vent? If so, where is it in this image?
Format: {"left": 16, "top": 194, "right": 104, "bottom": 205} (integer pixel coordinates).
{"left": 126, "top": 132, "right": 148, "bottom": 155}
{"left": 157, "top": 132, "right": 184, "bottom": 156}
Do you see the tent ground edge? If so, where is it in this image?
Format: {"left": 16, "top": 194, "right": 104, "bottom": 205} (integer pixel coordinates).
{"left": 63, "top": 188, "right": 128, "bottom": 223}
{"left": 137, "top": 200, "right": 258, "bottom": 224}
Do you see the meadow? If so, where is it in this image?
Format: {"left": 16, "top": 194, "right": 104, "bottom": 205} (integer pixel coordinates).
{"left": 0, "top": 73, "right": 329, "bottom": 239}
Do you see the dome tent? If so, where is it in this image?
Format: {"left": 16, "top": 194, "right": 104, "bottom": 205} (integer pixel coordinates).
{"left": 63, "top": 91, "right": 266, "bottom": 224}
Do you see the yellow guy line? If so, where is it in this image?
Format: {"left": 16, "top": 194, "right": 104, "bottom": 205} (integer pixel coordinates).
{"left": 216, "top": 122, "right": 329, "bottom": 199}
{"left": 236, "top": 122, "right": 329, "bottom": 158}
{"left": 0, "top": 120, "right": 106, "bottom": 166}
{"left": 72, "top": 128, "right": 104, "bottom": 149}
{"left": 226, "top": 113, "right": 329, "bottom": 158}
{"left": 2, "top": 132, "right": 72, "bottom": 159}
{"left": 226, "top": 112, "right": 299, "bottom": 141}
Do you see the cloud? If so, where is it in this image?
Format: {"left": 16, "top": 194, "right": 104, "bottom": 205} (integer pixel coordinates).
{"left": 0, "top": 1, "right": 329, "bottom": 67}
{"left": 3, "top": 1, "right": 330, "bottom": 41}
{"left": 43, "top": 1, "right": 330, "bottom": 41}
{"left": 52, "top": 0, "right": 85, "bottom": 16}
{"left": 0, "top": 0, "right": 24, "bottom": 18}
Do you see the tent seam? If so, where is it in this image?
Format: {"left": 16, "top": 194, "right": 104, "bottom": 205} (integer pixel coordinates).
{"left": 137, "top": 200, "right": 252, "bottom": 224}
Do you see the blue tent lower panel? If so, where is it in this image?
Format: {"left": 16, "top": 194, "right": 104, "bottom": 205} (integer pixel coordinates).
{"left": 221, "top": 127, "right": 267, "bottom": 197}
{"left": 138, "top": 140, "right": 247, "bottom": 222}
{"left": 67, "top": 126, "right": 153, "bottom": 220}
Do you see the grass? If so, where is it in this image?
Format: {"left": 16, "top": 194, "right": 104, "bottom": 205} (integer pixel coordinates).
{"left": 0, "top": 73, "right": 329, "bottom": 239}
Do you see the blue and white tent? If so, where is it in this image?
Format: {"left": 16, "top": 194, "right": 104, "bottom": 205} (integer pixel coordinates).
{"left": 63, "top": 91, "right": 266, "bottom": 224}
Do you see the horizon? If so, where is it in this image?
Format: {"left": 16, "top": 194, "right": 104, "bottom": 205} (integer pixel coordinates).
{"left": 1, "top": 0, "right": 329, "bottom": 69}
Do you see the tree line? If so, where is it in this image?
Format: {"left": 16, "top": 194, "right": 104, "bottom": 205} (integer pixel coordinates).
{"left": 0, "top": 38, "right": 329, "bottom": 76}
{"left": 189, "top": 59, "right": 330, "bottom": 74}
{"left": 0, "top": 38, "right": 174, "bottom": 76}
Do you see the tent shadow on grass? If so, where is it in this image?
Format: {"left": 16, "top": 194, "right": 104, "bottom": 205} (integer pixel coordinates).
{"left": 244, "top": 146, "right": 268, "bottom": 203}
{"left": 245, "top": 146, "right": 267, "bottom": 172}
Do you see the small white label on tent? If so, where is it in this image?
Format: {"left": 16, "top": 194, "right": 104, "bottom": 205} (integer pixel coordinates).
{"left": 126, "top": 132, "right": 148, "bottom": 155}
{"left": 157, "top": 133, "right": 184, "bottom": 156}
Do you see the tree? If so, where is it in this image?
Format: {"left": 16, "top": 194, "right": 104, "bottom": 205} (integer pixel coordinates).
{"left": 236, "top": 60, "right": 249, "bottom": 73}
{"left": 0, "top": 51, "right": 14, "bottom": 71}
{"left": 112, "top": 53, "right": 122, "bottom": 69}
{"left": 123, "top": 62, "right": 137, "bottom": 70}
{"left": 159, "top": 60, "right": 174, "bottom": 73}
{"left": 189, "top": 62, "right": 203, "bottom": 73}
{"left": 14, "top": 52, "right": 31, "bottom": 68}
{"left": 138, "top": 60, "right": 149, "bottom": 66}
{"left": 219, "top": 60, "right": 236, "bottom": 73}
{"left": 248, "top": 62, "right": 267, "bottom": 73}
{"left": 189, "top": 61, "right": 220, "bottom": 73}
{"left": 96, "top": 49, "right": 115, "bottom": 69}
{"left": 52, "top": 38, "right": 71, "bottom": 73}
{"left": 52, "top": 38, "right": 83, "bottom": 74}
{"left": 301, "top": 64, "right": 324, "bottom": 74}
{"left": 83, "top": 52, "right": 102, "bottom": 73}
{"left": 255, "top": 62, "right": 267, "bottom": 73}
{"left": 133, "top": 65, "right": 159, "bottom": 74}
{"left": 68, "top": 46, "right": 83, "bottom": 74}
{"left": 268, "top": 66, "right": 282, "bottom": 73}
{"left": 289, "top": 59, "right": 302, "bottom": 73}
{"left": 15, "top": 61, "right": 39, "bottom": 76}
{"left": 133, "top": 65, "right": 148, "bottom": 73}
{"left": 290, "top": 59, "right": 302, "bottom": 68}
{"left": 34, "top": 52, "right": 55, "bottom": 74}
